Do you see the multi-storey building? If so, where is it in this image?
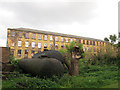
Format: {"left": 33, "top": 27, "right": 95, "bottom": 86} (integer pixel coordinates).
{"left": 7, "top": 28, "right": 106, "bottom": 59}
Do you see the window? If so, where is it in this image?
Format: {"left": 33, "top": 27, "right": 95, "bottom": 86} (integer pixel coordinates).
{"left": 17, "top": 50, "right": 21, "bottom": 57}
{"left": 31, "top": 50, "right": 35, "bottom": 57}
{"left": 18, "top": 41, "right": 22, "bottom": 47}
{"left": 66, "top": 38, "right": 68, "bottom": 43}
{"left": 70, "top": 39, "right": 73, "bottom": 42}
{"left": 97, "top": 42, "right": 98, "bottom": 46}
{"left": 79, "top": 39, "right": 81, "bottom": 43}
{"left": 55, "top": 44, "right": 58, "bottom": 49}
{"left": 32, "top": 42, "right": 35, "bottom": 48}
{"left": 75, "top": 39, "right": 77, "bottom": 42}
{"left": 93, "top": 41, "right": 95, "bottom": 45}
{"left": 56, "top": 37, "right": 59, "bottom": 42}
{"left": 38, "top": 34, "right": 42, "bottom": 40}
{"left": 32, "top": 33, "right": 36, "bottom": 39}
{"left": 87, "top": 46, "right": 89, "bottom": 51}
{"left": 83, "top": 46, "right": 85, "bottom": 51}
{"left": 38, "top": 43, "right": 41, "bottom": 48}
{"left": 11, "top": 31, "right": 15, "bottom": 37}
{"left": 61, "top": 37, "right": 64, "bottom": 42}
{"left": 50, "top": 43, "right": 53, "bottom": 49}
{"left": 50, "top": 36, "right": 53, "bottom": 41}
{"left": 87, "top": 40, "right": 89, "bottom": 45}
{"left": 44, "top": 35, "right": 47, "bottom": 40}
{"left": 90, "top": 41, "right": 92, "bottom": 45}
{"left": 19, "top": 32, "right": 22, "bottom": 38}
{"left": 61, "top": 45, "right": 64, "bottom": 48}
{"left": 11, "top": 40, "right": 14, "bottom": 46}
{"left": 100, "top": 42, "right": 101, "bottom": 46}
{"left": 44, "top": 43, "right": 47, "bottom": 48}
{"left": 25, "top": 33, "right": 29, "bottom": 39}
{"left": 25, "top": 41, "right": 29, "bottom": 47}
{"left": 83, "top": 40, "right": 85, "bottom": 44}
{"left": 25, "top": 50, "right": 28, "bottom": 57}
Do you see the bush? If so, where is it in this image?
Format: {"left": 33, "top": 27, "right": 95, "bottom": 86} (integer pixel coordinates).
{"left": 15, "top": 76, "right": 60, "bottom": 88}
{"left": 10, "top": 52, "right": 22, "bottom": 72}
{"left": 84, "top": 44, "right": 118, "bottom": 65}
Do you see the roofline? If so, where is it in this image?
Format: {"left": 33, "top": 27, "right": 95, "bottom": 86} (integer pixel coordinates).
{"left": 8, "top": 28, "right": 106, "bottom": 42}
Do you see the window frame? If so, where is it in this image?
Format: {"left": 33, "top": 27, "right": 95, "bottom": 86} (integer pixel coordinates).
{"left": 44, "top": 35, "right": 48, "bottom": 41}
{"left": 38, "top": 34, "right": 42, "bottom": 40}
{"left": 17, "top": 50, "right": 21, "bottom": 57}
{"left": 38, "top": 43, "right": 41, "bottom": 49}
{"left": 32, "top": 33, "right": 36, "bottom": 39}
{"left": 25, "top": 32, "right": 29, "bottom": 39}
{"left": 32, "top": 42, "right": 35, "bottom": 48}
{"left": 18, "top": 41, "right": 22, "bottom": 47}
{"left": 19, "top": 32, "right": 22, "bottom": 38}
{"left": 11, "top": 40, "right": 15, "bottom": 47}
{"left": 25, "top": 41, "right": 29, "bottom": 47}
{"left": 11, "top": 31, "right": 15, "bottom": 37}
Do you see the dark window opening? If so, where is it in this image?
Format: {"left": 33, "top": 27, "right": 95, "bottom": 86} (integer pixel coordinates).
{"left": 93, "top": 41, "right": 95, "bottom": 45}
{"left": 55, "top": 44, "right": 58, "bottom": 49}
{"left": 61, "top": 45, "right": 64, "bottom": 48}
{"left": 31, "top": 50, "right": 35, "bottom": 57}
{"left": 90, "top": 41, "right": 92, "bottom": 45}
{"left": 83, "top": 40, "right": 85, "bottom": 44}
{"left": 87, "top": 40, "right": 89, "bottom": 45}
{"left": 79, "top": 39, "right": 81, "bottom": 43}
{"left": 25, "top": 50, "right": 28, "bottom": 57}
{"left": 18, "top": 50, "right": 21, "bottom": 57}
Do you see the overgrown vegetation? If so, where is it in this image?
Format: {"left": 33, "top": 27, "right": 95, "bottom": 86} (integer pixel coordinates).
{"left": 2, "top": 42, "right": 119, "bottom": 88}
{"left": 2, "top": 64, "right": 119, "bottom": 88}
{"left": 83, "top": 43, "right": 119, "bottom": 66}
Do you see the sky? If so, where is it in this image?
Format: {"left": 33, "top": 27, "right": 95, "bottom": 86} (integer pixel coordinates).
{"left": 0, "top": 0, "right": 119, "bottom": 47}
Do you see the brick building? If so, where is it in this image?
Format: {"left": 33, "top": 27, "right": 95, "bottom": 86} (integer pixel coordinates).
{"left": 7, "top": 28, "right": 106, "bottom": 59}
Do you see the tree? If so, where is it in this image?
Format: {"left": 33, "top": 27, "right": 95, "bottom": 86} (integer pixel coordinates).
{"left": 104, "top": 37, "right": 109, "bottom": 42}
{"left": 109, "top": 34, "right": 117, "bottom": 44}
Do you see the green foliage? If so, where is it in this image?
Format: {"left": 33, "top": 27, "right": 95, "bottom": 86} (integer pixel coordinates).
{"left": 15, "top": 77, "right": 59, "bottom": 88}
{"left": 2, "top": 65, "right": 118, "bottom": 88}
{"left": 109, "top": 34, "right": 117, "bottom": 44}
{"left": 10, "top": 51, "right": 22, "bottom": 72}
{"left": 104, "top": 37, "right": 109, "bottom": 42}
{"left": 58, "top": 49, "right": 67, "bottom": 56}
{"left": 66, "top": 41, "right": 76, "bottom": 54}
{"left": 84, "top": 44, "right": 118, "bottom": 65}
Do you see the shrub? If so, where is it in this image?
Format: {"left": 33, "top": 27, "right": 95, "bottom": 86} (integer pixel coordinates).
{"left": 84, "top": 44, "right": 118, "bottom": 65}
{"left": 10, "top": 52, "right": 22, "bottom": 72}
{"left": 15, "top": 76, "right": 60, "bottom": 88}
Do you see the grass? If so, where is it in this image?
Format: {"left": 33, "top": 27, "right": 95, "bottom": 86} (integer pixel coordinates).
{"left": 2, "top": 65, "right": 119, "bottom": 88}
{"left": 101, "top": 83, "right": 118, "bottom": 88}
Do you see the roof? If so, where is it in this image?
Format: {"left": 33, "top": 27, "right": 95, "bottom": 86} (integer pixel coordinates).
{"left": 8, "top": 28, "right": 106, "bottom": 42}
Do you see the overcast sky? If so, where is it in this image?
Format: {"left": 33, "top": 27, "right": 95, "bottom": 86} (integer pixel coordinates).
{"left": 0, "top": 0, "right": 119, "bottom": 47}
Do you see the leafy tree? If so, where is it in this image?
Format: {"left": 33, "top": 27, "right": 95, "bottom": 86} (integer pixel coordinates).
{"left": 109, "top": 34, "right": 117, "bottom": 44}
{"left": 104, "top": 37, "right": 109, "bottom": 42}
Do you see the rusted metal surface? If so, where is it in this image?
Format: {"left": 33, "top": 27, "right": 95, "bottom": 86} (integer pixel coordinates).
{"left": 0, "top": 47, "right": 10, "bottom": 63}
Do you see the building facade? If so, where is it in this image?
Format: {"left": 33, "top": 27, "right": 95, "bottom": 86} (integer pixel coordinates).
{"left": 7, "top": 28, "right": 106, "bottom": 59}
